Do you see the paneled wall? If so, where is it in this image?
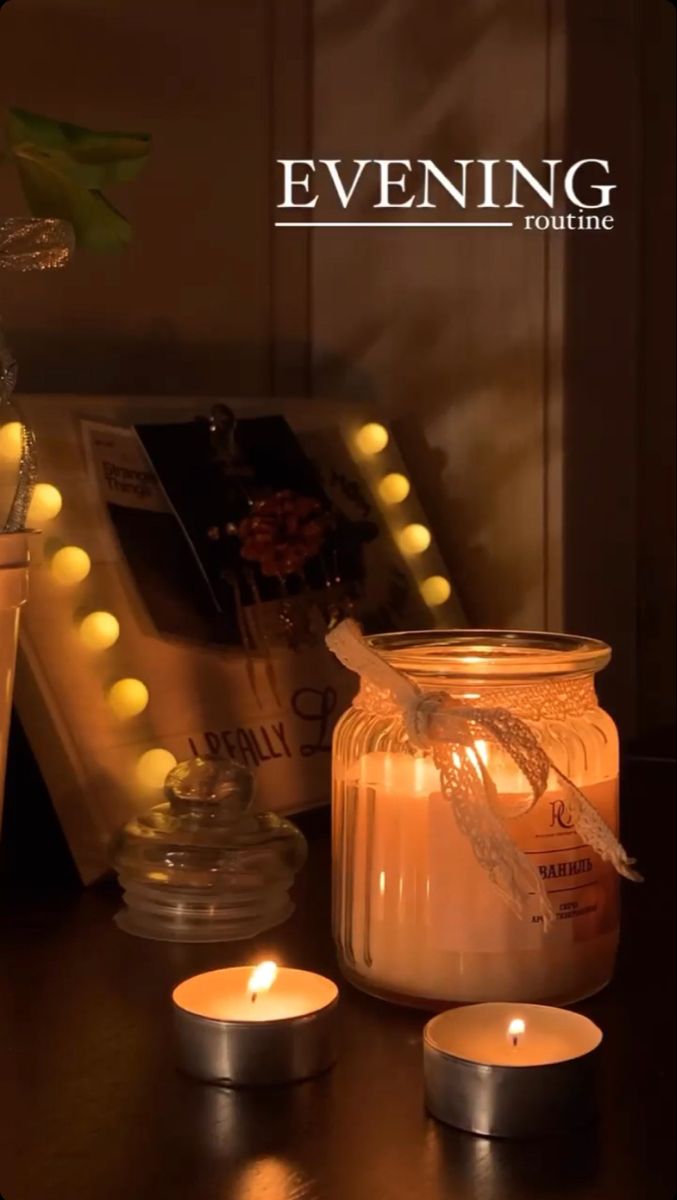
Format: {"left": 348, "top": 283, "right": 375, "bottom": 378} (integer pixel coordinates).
{"left": 0, "top": 0, "right": 308, "bottom": 396}
{"left": 311, "top": 0, "right": 562, "bottom": 635}
{"left": 1, "top": 1, "right": 673, "bottom": 736}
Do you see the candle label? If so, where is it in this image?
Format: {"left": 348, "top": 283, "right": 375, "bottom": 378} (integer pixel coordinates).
{"left": 428, "top": 779, "right": 619, "bottom": 952}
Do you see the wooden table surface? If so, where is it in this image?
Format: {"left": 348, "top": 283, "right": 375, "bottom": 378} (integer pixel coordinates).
{"left": 0, "top": 760, "right": 674, "bottom": 1200}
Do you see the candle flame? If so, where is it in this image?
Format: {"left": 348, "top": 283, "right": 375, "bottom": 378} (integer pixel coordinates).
{"left": 508, "top": 1017, "right": 526, "bottom": 1045}
{"left": 247, "top": 961, "right": 278, "bottom": 1000}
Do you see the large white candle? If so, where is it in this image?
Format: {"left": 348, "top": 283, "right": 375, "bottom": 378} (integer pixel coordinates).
{"left": 335, "top": 747, "right": 619, "bottom": 1005}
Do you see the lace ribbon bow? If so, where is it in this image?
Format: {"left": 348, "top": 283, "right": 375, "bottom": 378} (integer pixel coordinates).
{"left": 326, "top": 619, "right": 640, "bottom": 927}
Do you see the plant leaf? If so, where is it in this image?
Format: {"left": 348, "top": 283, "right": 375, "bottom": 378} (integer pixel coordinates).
{"left": 12, "top": 155, "right": 131, "bottom": 252}
{"left": 5, "top": 108, "right": 150, "bottom": 251}
{"left": 7, "top": 108, "right": 151, "bottom": 188}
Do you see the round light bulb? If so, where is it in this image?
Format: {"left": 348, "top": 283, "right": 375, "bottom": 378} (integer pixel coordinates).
{"left": 80, "top": 611, "right": 120, "bottom": 651}
{"left": 0, "top": 421, "right": 24, "bottom": 464}
{"left": 420, "top": 575, "right": 452, "bottom": 606}
{"left": 378, "top": 473, "right": 411, "bottom": 504}
{"left": 51, "top": 546, "right": 91, "bottom": 585}
{"left": 136, "top": 748, "right": 177, "bottom": 789}
{"left": 355, "top": 422, "right": 389, "bottom": 455}
{"left": 28, "top": 482, "right": 63, "bottom": 525}
{"left": 108, "top": 678, "right": 149, "bottom": 719}
{"left": 399, "top": 523, "right": 432, "bottom": 554}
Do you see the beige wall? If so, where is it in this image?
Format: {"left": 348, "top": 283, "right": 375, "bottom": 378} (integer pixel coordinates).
{"left": 2, "top": 1, "right": 673, "bottom": 734}
{"left": 311, "top": 0, "right": 561, "bottom": 633}
{"left": 0, "top": 0, "right": 293, "bottom": 396}
{"left": 1, "top": 0, "right": 565, "bottom": 635}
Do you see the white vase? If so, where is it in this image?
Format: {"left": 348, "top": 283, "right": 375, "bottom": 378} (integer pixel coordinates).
{"left": 0, "top": 531, "right": 30, "bottom": 830}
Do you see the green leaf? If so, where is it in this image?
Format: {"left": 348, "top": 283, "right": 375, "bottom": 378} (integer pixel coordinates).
{"left": 7, "top": 108, "right": 150, "bottom": 188}
{"left": 12, "top": 155, "right": 131, "bottom": 252}
{"left": 5, "top": 108, "right": 151, "bottom": 252}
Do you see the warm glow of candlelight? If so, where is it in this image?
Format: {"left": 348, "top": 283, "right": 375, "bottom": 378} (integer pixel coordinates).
{"left": 508, "top": 1017, "right": 526, "bottom": 1047}
{"left": 247, "top": 960, "right": 278, "bottom": 1002}
{"left": 474, "top": 739, "right": 489, "bottom": 767}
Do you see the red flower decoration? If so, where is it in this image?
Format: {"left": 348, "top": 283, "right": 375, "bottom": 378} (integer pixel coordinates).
{"left": 238, "top": 491, "right": 330, "bottom": 577}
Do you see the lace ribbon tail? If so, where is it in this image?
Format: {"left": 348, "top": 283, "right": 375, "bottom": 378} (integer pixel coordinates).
{"left": 433, "top": 744, "right": 556, "bottom": 928}
{"left": 326, "top": 619, "right": 420, "bottom": 712}
{"left": 554, "top": 766, "right": 643, "bottom": 882}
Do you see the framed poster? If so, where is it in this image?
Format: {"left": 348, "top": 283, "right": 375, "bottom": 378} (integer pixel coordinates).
{"left": 13, "top": 395, "right": 463, "bottom": 882}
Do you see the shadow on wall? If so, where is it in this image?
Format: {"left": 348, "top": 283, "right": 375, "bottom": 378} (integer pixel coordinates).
{"left": 315, "top": 320, "right": 547, "bottom": 631}
{"left": 12, "top": 327, "right": 278, "bottom": 397}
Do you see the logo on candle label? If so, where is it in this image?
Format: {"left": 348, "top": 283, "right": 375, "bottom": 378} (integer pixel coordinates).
{"left": 428, "top": 779, "right": 618, "bottom": 952}
{"left": 549, "top": 799, "right": 575, "bottom": 829}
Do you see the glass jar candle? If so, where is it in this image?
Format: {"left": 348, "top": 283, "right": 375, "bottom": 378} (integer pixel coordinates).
{"left": 331, "top": 630, "right": 624, "bottom": 1008}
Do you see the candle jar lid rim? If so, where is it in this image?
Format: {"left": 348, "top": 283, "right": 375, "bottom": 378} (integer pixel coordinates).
{"left": 367, "top": 629, "right": 611, "bottom": 680}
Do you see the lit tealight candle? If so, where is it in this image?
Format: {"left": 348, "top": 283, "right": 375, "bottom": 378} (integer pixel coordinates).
{"left": 173, "top": 964, "right": 338, "bottom": 1086}
{"left": 424, "top": 1002, "right": 602, "bottom": 1137}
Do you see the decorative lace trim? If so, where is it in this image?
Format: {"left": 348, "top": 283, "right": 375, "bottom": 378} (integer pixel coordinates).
{"left": 327, "top": 619, "right": 641, "bottom": 927}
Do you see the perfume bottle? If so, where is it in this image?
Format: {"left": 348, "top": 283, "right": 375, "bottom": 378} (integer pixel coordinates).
{"left": 112, "top": 755, "right": 308, "bottom": 942}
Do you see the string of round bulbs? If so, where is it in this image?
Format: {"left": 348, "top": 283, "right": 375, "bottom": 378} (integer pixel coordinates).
{"left": 0, "top": 420, "right": 176, "bottom": 788}
{"left": 353, "top": 421, "right": 452, "bottom": 608}
{"left": 4, "top": 415, "right": 451, "bottom": 790}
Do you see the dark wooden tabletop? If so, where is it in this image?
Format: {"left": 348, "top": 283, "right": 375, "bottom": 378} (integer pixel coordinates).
{"left": 0, "top": 759, "right": 674, "bottom": 1200}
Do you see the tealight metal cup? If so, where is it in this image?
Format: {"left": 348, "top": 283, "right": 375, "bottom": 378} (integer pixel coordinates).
{"left": 173, "top": 970, "right": 338, "bottom": 1087}
{"left": 423, "top": 1005, "right": 602, "bottom": 1138}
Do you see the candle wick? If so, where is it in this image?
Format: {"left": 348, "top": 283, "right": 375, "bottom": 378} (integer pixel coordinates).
{"left": 251, "top": 992, "right": 257, "bottom": 1004}
{"left": 512, "top": 1035, "right": 518, "bottom": 1047}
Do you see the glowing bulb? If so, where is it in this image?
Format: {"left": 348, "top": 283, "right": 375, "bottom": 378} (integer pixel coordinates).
{"left": 108, "top": 678, "right": 149, "bottom": 719}
{"left": 378, "top": 473, "right": 410, "bottom": 504}
{"left": 51, "top": 546, "right": 91, "bottom": 585}
{"left": 508, "top": 1018, "right": 526, "bottom": 1047}
{"left": 420, "top": 575, "right": 451, "bottom": 606}
{"left": 355, "top": 422, "right": 389, "bottom": 455}
{"left": 0, "top": 421, "right": 24, "bottom": 464}
{"left": 136, "top": 748, "right": 177, "bottom": 789}
{"left": 80, "top": 611, "right": 120, "bottom": 651}
{"left": 28, "top": 483, "right": 63, "bottom": 525}
{"left": 399, "top": 523, "right": 431, "bottom": 554}
{"left": 247, "top": 961, "right": 278, "bottom": 1002}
